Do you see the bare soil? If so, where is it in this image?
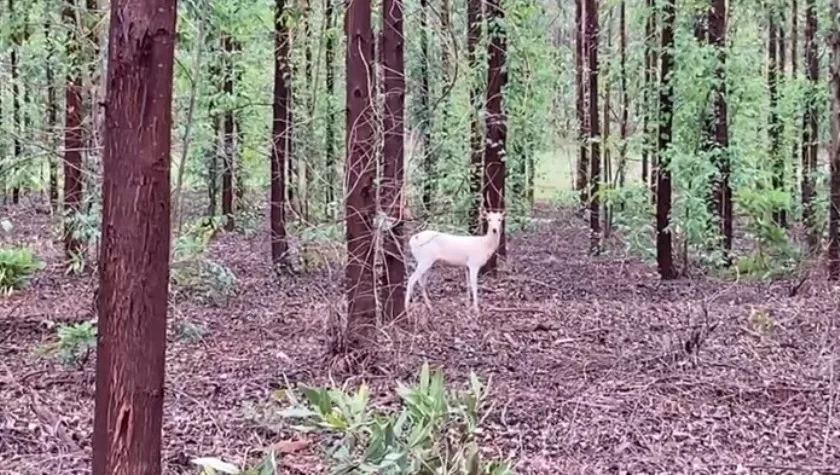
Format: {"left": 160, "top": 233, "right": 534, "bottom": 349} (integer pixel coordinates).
{"left": 1, "top": 197, "right": 839, "bottom": 474}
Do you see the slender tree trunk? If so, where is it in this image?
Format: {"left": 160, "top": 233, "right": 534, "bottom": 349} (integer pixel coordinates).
{"left": 206, "top": 55, "right": 220, "bottom": 217}
{"left": 272, "top": 0, "right": 290, "bottom": 266}
{"left": 586, "top": 0, "right": 601, "bottom": 254}
{"left": 656, "top": 0, "right": 676, "bottom": 279}
{"left": 769, "top": 8, "right": 786, "bottom": 227}
{"left": 480, "top": 0, "right": 507, "bottom": 275}
{"left": 10, "top": 0, "right": 21, "bottom": 204}
{"left": 337, "top": 0, "right": 377, "bottom": 359}
{"left": 575, "top": 0, "right": 588, "bottom": 207}
{"left": 617, "top": 0, "right": 629, "bottom": 188}
{"left": 221, "top": 35, "right": 235, "bottom": 231}
{"left": 420, "top": 0, "right": 434, "bottom": 212}
{"left": 64, "top": 0, "right": 85, "bottom": 260}
{"left": 603, "top": 7, "right": 612, "bottom": 238}
{"left": 829, "top": 0, "right": 840, "bottom": 280}
{"left": 710, "top": 0, "right": 731, "bottom": 260}
{"left": 468, "top": 0, "right": 484, "bottom": 234}
{"left": 643, "top": 0, "right": 655, "bottom": 188}
{"left": 650, "top": 0, "right": 660, "bottom": 204}
{"left": 46, "top": 9, "right": 59, "bottom": 210}
{"left": 791, "top": 0, "right": 799, "bottom": 191}
{"left": 91, "top": 0, "right": 177, "bottom": 473}
{"left": 325, "top": 0, "right": 336, "bottom": 215}
{"left": 380, "top": 0, "right": 406, "bottom": 321}
{"left": 801, "top": 0, "right": 818, "bottom": 251}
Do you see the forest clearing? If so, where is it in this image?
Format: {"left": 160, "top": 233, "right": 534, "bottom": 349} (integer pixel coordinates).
{"left": 1, "top": 0, "right": 840, "bottom": 472}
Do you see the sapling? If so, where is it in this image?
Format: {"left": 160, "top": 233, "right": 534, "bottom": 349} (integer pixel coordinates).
{"left": 405, "top": 211, "right": 505, "bottom": 313}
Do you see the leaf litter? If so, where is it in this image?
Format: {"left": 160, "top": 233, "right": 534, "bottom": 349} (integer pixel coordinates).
{"left": 0, "top": 201, "right": 839, "bottom": 474}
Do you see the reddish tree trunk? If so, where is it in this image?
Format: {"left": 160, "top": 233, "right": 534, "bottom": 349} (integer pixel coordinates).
{"left": 380, "top": 0, "right": 406, "bottom": 321}
{"left": 829, "top": 0, "right": 840, "bottom": 280}
{"left": 271, "top": 0, "right": 290, "bottom": 266}
{"left": 64, "top": 0, "right": 84, "bottom": 259}
{"left": 338, "top": 0, "right": 377, "bottom": 357}
{"left": 710, "top": 0, "right": 731, "bottom": 259}
{"left": 468, "top": 0, "right": 484, "bottom": 234}
{"left": 91, "top": 0, "right": 177, "bottom": 473}
{"left": 801, "top": 0, "right": 819, "bottom": 250}
{"left": 656, "top": 0, "right": 676, "bottom": 279}
{"left": 481, "top": 0, "right": 507, "bottom": 275}
{"left": 222, "top": 35, "right": 235, "bottom": 231}
{"left": 586, "top": 0, "right": 601, "bottom": 254}
{"left": 575, "top": 0, "right": 588, "bottom": 206}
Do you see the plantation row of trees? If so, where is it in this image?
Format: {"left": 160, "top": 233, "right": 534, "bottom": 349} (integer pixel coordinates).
{"left": 574, "top": 0, "right": 840, "bottom": 281}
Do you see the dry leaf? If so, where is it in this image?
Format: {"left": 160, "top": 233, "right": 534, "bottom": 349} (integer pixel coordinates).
{"left": 272, "top": 438, "right": 311, "bottom": 455}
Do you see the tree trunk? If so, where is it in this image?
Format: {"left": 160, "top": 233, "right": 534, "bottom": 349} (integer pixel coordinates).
{"left": 603, "top": 7, "right": 612, "bottom": 238}
{"left": 656, "top": 0, "right": 676, "bottom": 279}
{"left": 337, "top": 0, "right": 377, "bottom": 359}
{"left": 829, "top": 0, "right": 840, "bottom": 280}
{"left": 64, "top": 0, "right": 85, "bottom": 260}
{"left": 801, "top": 0, "right": 818, "bottom": 251}
{"left": 575, "top": 0, "right": 588, "bottom": 207}
{"left": 10, "top": 0, "right": 21, "bottom": 204}
{"left": 468, "top": 0, "right": 484, "bottom": 234}
{"left": 617, "top": 0, "right": 628, "bottom": 189}
{"left": 480, "top": 0, "right": 507, "bottom": 274}
{"left": 222, "top": 35, "right": 235, "bottom": 231}
{"left": 420, "top": 0, "right": 434, "bottom": 212}
{"left": 272, "top": 0, "right": 290, "bottom": 266}
{"left": 791, "top": 0, "right": 799, "bottom": 189}
{"left": 91, "top": 0, "right": 177, "bottom": 473}
{"left": 643, "top": 0, "right": 655, "bottom": 188}
{"left": 769, "top": 8, "right": 786, "bottom": 227}
{"left": 46, "top": 9, "right": 59, "bottom": 210}
{"left": 586, "top": 0, "right": 601, "bottom": 254}
{"left": 380, "top": 0, "right": 406, "bottom": 322}
{"left": 710, "top": 0, "right": 732, "bottom": 260}
{"left": 325, "top": 0, "right": 336, "bottom": 215}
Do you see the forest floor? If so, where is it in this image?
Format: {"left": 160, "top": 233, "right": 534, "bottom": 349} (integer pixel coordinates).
{"left": 1, "top": 197, "right": 839, "bottom": 474}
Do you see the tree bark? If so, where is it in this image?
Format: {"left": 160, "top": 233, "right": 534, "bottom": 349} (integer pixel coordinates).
{"left": 420, "top": 0, "right": 434, "bottom": 212}
{"left": 325, "top": 0, "right": 337, "bottom": 215}
{"left": 10, "top": 0, "right": 21, "bottom": 204}
{"left": 480, "top": 0, "right": 507, "bottom": 275}
{"left": 710, "top": 0, "right": 731, "bottom": 260}
{"left": 222, "top": 35, "right": 235, "bottom": 231}
{"left": 467, "top": 0, "right": 484, "bottom": 234}
{"left": 91, "top": 0, "right": 177, "bottom": 473}
{"left": 643, "top": 0, "right": 655, "bottom": 188}
{"left": 575, "top": 0, "right": 588, "bottom": 206}
{"left": 791, "top": 0, "right": 799, "bottom": 189}
{"left": 769, "top": 8, "right": 786, "bottom": 227}
{"left": 380, "top": 0, "right": 406, "bottom": 322}
{"left": 829, "top": 0, "right": 840, "bottom": 280}
{"left": 337, "top": 0, "right": 377, "bottom": 358}
{"left": 656, "top": 0, "right": 676, "bottom": 279}
{"left": 586, "top": 0, "right": 601, "bottom": 254}
{"left": 617, "top": 0, "right": 629, "bottom": 188}
{"left": 801, "top": 0, "right": 818, "bottom": 251}
{"left": 64, "top": 0, "right": 85, "bottom": 260}
{"left": 46, "top": 9, "right": 59, "bottom": 210}
{"left": 272, "top": 0, "right": 290, "bottom": 266}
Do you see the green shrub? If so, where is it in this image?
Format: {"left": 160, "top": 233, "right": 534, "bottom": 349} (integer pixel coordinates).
{"left": 0, "top": 247, "right": 44, "bottom": 293}
{"left": 38, "top": 320, "right": 97, "bottom": 367}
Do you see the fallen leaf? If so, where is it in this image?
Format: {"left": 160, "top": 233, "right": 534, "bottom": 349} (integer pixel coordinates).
{"left": 272, "top": 438, "right": 311, "bottom": 454}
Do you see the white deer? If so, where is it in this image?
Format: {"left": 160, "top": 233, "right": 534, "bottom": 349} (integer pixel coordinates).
{"left": 404, "top": 211, "right": 505, "bottom": 313}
